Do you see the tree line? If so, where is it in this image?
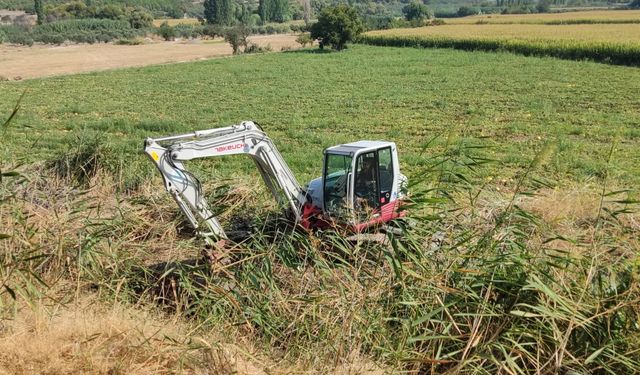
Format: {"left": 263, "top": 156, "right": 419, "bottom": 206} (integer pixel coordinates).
{"left": 203, "top": 0, "right": 311, "bottom": 26}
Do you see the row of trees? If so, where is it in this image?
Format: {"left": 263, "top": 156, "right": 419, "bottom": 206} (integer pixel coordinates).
{"left": 32, "top": 0, "right": 153, "bottom": 28}
{"left": 258, "top": 0, "right": 291, "bottom": 23}
{"left": 203, "top": 0, "right": 309, "bottom": 26}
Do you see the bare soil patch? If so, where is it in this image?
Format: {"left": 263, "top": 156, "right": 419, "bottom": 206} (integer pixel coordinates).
{"left": 0, "top": 34, "right": 300, "bottom": 80}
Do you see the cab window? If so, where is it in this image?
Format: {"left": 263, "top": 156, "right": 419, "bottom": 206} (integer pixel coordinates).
{"left": 378, "top": 147, "right": 393, "bottom": 204}
{"left": 354, "top": 151, "right": 379, "bottom": 210}
{"left": 323, "top": 153, "right": 352, "bottom": 213}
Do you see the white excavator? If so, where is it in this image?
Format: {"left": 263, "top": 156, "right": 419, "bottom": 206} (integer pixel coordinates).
{"left": 144, "top": 121, "right": 407, "bottom": 246}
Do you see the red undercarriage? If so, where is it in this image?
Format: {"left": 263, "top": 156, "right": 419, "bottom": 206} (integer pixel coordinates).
{"left": 300, "top": 200, "right": 405, "bottom": 232}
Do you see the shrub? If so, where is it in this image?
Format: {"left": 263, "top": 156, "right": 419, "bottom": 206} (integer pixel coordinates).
{"left": 127, "top": 6, "right": 153, "bottom": 29}
{"left": 244, "top": 42, "right": 271, "bottom": 53}
{"left": 115, "top": 37, "right": 143, "bottom": 45}
{"left": 403, "top": 1, "right": 431, "bottom": 22}
{"left": 157, "top": 21, "right": 175, "bottom": 41}
{"left": 310, "top": 5, "right": 364, "bottom": 51}
{"left": 173, "top": 23, "right": 204, "bottom": 38}
{"left": 362, "top": 14, "right": 394, "bottom": 30}
{"left": 224, "top": 25, "right": 250, "bottom": 54}
{"left": 0, "top": 25, "right": 34, "bottom": 45}
{"left": 295, "top": 32, "right": 312, "bottom": 47}
{"left": 30, "top": 19, "right": 139, "bottom": 44}
{"left": 457, "top": 5, "right": 477, "bottom": 17}
{"left": 202, "top": 24, "right": 222, "bottom": 38}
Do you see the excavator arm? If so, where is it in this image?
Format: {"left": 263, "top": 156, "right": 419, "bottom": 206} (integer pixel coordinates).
{"left": 143, "top": 121, "right": 307, "bottom": 244}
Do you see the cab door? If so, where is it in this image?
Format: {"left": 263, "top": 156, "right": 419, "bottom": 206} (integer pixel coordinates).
{"left": 353, "top": 147, "right": 396, "bottom": 217}
{"left": 353, "top": 151, "right": 379, "bottom": 212}
{"left": 377, "top": 147, "right": 394, "bottom": 206}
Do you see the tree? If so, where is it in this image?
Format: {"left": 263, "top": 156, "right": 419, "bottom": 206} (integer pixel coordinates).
{"left": 310, "top": 5, "right": 363, "bottom": 51}
{"left": 204, "top": 0, "right": 216, "bottom": 24}
{"left": 629, "top": 0, "right": 639, "bottom": 7}
{"left": 301, "top": 0, "right": 311, "bottom": 25}
{"left": 34, "top": 0, "right": 44, "bottom": 25}
{"left": 158, "top": 21, "right": 175, "bottom": 40}
{"left": 271, "top": 0, "right": 289, "bottom": 22}
{"left": 457, "top": 5, "right": 476, "bottom": 16}
{"left": 402, "top": 1, "right": 431, "bottom": 22}
{"left": 216, "top": 0, "right": 233, "bottom": 25}
{"left": 224, "top": 25, "right": 250, "bottom": 54}
{"left": 235, "top": 3, "right": 252, "bottom": 25}
{"left": 204, "top": 0, "right": 232, "bottom": 25}
{"left": 258, "top": 0, "right": 270, "bottom": 24}
{"left": 536, "top": 0, "right": 551, "bottom": 12}
{"left": 128, "top": 6, "right": 153, "bottom": 29}
{"left": 296, "top": 32, "right": 312, "bottom": 47}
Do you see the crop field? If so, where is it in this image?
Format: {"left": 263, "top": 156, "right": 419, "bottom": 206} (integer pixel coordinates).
{"left": 1, "top": 45, "right": 639, "bottom": 373}
{"left": 361, "top": 22, "right": 640, "bottom": 65}
{"left": 447, "top": 9, "right": 640, "bottom": 24}
{"left": 152, "top": 17, "right": 201, "bottom": 27}
{"left": 368, "top": 23, "right": 640, "bottom": 44}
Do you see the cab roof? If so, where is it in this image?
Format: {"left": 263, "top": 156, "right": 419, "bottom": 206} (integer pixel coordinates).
{"left": 324, "top": 141, "right": 395, "bottom": 156}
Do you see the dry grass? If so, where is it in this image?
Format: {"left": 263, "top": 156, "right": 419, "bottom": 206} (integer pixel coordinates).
{"left": 0, "top": 35, "right": 300, "bottom": 80}
{"left": 153, "top": 18, "right": 201, "bottom": 27}
{"left": 367, "top": 23, "right": 640, "bottom": 45}
{"left": 0, "top": 294, "right": 277, "bottom": 375}
{"left": 447, "top": 9, "right": 640, "bottom": 24}
{"left": 1, "top": 133, "right": 638, "bottom": 374}
{"left": 0, "top": 170, "right": 389, "bottom": 374}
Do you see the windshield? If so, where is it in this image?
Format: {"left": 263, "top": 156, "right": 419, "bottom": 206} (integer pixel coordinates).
{"left": 323, "top": 153, "right": 352, "bottom": 214}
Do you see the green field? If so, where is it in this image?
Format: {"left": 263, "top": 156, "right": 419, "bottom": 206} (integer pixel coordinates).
{"left": 1, "top": 45, "right": 639, "bottom": 188}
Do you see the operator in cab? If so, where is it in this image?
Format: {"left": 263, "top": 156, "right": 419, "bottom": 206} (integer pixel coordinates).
{"left": 354, "top": 154, "right": 378, "bottom": 214}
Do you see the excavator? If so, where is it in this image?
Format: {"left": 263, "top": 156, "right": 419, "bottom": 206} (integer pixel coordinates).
{"left": 144, "top": 121, "right": 407, "bottom": 246}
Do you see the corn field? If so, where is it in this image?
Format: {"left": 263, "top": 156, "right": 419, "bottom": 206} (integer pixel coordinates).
{"left": 358, "top": 30, "right": 640, "bottom": 66}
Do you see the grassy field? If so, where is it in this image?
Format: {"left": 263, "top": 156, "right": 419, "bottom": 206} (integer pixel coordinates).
{"left": 1, "top": 45, "right": 639, "bottom": 372}
{"left": 447, "top": 9, "right": 640, "bottom": 24}
{"left": 1, "top": 45, "right": 638, "bottom": 186}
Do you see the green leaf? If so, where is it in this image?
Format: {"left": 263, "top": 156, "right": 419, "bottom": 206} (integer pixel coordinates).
{"left": 0, "top": 233, "right": 11, "bottom": 240}
{"left": 585, "top": 347, "right": 606, "bottom": 364}
{"left": 510, "top": 310, "right": 541, "bottom": 318}
{"left": 1, "top": 91, "right": 26, "bottom": 131}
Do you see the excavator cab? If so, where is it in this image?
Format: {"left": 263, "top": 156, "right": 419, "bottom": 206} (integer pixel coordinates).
{"left": 320, "top": 141, "right": 406, "bottom": 228}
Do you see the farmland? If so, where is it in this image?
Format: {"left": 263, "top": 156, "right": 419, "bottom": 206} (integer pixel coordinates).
{"left": 367, "top": 23, "right": 640, "bottom": 44}
{"left": 0, "top": 34, "right": 300, "bottom": 79}
{"left": 362, "top": 22, "right": 640, "bottom": 65}
{"left": 1, "top": 45, "right": 639, "bottom": 185}
{"left": 447, "top": 9, "right": 640, "bottom": 24}
{"left": 1, "top": 44, "right": 639, "bottom": 372}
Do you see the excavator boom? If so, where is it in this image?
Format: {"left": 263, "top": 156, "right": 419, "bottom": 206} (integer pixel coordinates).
{"left": 144, "top": 121, "right": 307, "bottom": 244}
